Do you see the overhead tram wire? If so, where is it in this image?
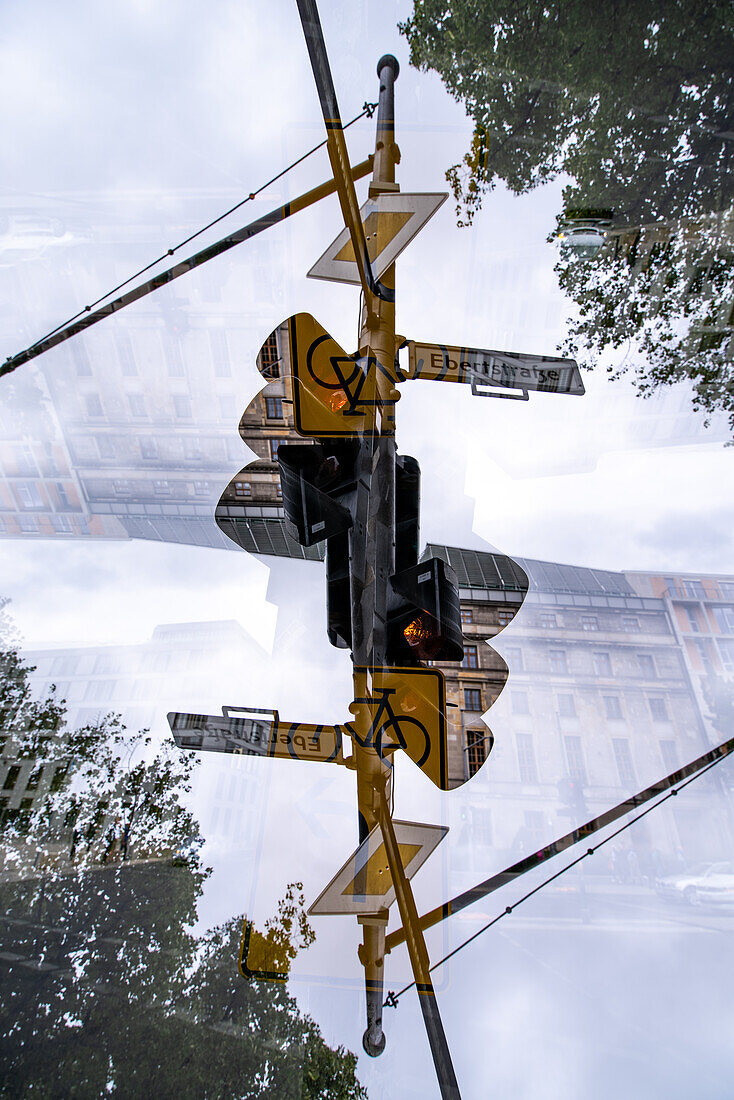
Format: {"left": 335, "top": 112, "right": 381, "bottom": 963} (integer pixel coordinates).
{"left": 384, "top": 745, "right": 732, "bottom": 1009}
{"left": 1, "top": 101, "right": 377, "bottom": 380}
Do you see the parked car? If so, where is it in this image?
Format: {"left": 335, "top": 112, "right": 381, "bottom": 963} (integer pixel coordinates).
{"left": 557, "top": 224, "right": 608, "bottom": 256}
{"left": 556, "top": 207, "right": 613, "bottom": 258}
{"left": 691, "top": 863, "right": 734, "bottom": 907}
{"left": 655, "top": 862, "right": 734, "bottom": 905}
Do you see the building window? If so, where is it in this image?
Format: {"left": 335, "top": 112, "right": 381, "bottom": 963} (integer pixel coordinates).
{"left": 612, "top": 739, "right": 636, "bottom": 785}
{"left": 505, "top": 646, "right": 524, "bottom": 672}
{"left": 113, "top": 479, "right": 131, "bottom": 495}
{"left": 16, "top": 482, "right": 44, "bottom": 509}
{"left": 259, "top": 332, "right": 280, "bottom": 378}
{"left": 524, "top": 810, "right": 546, "bottom": 849}
{"left": 183, "top": 438, "right": 203, "bottom": 461}
{"left": 234, "top": 481, "right": 251, "bottom": 498}
{"left": 622, "top": 616, "right": 641, "bottom": 632}
{"left": 265, "top": 396, "right": 283, "bottom": 419}
{"left": 681, "top": 580, "right": 705, "bottom": 599}
{"left": 718, "top": 638, "right": 734, "bottom": 671}
{"left": 210, "top": 330, "right": 231, "bottom": 377}
{"left": 51, "top": 515, "right": 73, "bottom": 534}
{"left": 461, "top": 645, "right": 479, "bottom": 669}
{"left": 648, "top": 697, "right": 669, "bottom": 722}
{"left": 694, "top": 639, "right": 713, "bottom": 671}
{"left": 11, "top": 443, "right": 38, "bottom": 477}
{"left": 549, "top": 650, "right": 567, "bottom": 674}
{"left": 128, "top": 393, "right": 147, "bottom": 418}
{"left": 49, "top": 766, "right": 68, "bottom": 792}
{"left": 3, "top": 766, "right": 21, "bottom": 790}
{"left": 713, "top": 606, "right": 734, "bottom": 634}
{"left": 516, "top": 733, "right": 538, "bottom": 783}
{"left": 118, "top": 334, "right": 137, "bottom": 376}
{"left": 466, "top": 729, "right": 488, "bottom": 777}
{"left": 269, "top": 439, "right": 282, "bottom": 462}
{"left": 660, "top": 740, "right": 679, "bottom": 773}
{"left": 461, "top": 608, "right": 474, "bottom": 625}
{"left": 539, "top": 612, "right": 557, "bottom": 629}
{"left": 564, "top": 736, "right": 587, "bottom": 782}
{"left": 466, "top": 805, "right": 492, "bottom": 846}
{"left": 96, "top": 435, "right": 115, "bottom": 459}
{"left": 581, "top": 615, "right": 599, "bottom": 631}
{"left": 593, "top": 651, "right": 612, "bottom": 677}
{"left": 74, "top": 345, "right": 92, "bottom": 376}
{"left": 25, "top": 766, "right": 43, "bottom": 792}
{"left": 173, "top": 394, "right": 192, "bottom": 418}
{"left": 166, "top": 340, "right": 185, "bottom": 378}
{"left": 85, "top": 394, "right": 103, "bottom": 417}
{"left": 464, "top": 688, "right": 482, "bottom": 712}
{"left": 558, "top": 693, "right": 576, "bottom": 718}
{"left": 497, "top": 609, "right": 514, "bottom": 627}
{"left": 604, "top": 695, "right": 623, "bottom": 720}
{"left": 153, "top": 480, "right": 171, "bottom": 495}
{"left": 684, "top": 606, "right": 700, "bottom": 633}
{"left": 140, "top": 438, "right": 158, "bottom": 460}
{"left": 636, "top": 653, "right": 655, "bottom": 678}
{"left": 85, "top": 680, "right": 115, "bottom": 702}
{"left": 51, "top": 657, "right": 77, "bottom": 676}
{"left": 512, "top": 691, "right": 530, "bottom": 715}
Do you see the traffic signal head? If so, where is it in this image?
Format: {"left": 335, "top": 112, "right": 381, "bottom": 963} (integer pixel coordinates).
{"left": 387, "top": 556, "right": 464, "bottom": 666}
{"left": 557, "top": 777, "right": 587, "bottom": 813}
{"left": 278, "top": 440, "right": 359, "bottom": 547}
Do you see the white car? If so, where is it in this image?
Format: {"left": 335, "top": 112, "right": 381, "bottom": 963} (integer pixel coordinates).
{"left": 691, "top": 862, "right": 734, "bottom": 907}
{"left": 656, "top": 862, "right": 734, "bottom": 906}
{"left": 557, "top": 224, "right": 608, "bottom": 257}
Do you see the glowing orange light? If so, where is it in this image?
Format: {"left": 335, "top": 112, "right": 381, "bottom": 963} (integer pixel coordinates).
{"left": 403, "top": 614, "right": 443, "bottom": 660}
{"left": 404, "top": 616, "right": 431, "bottom": 648}
{"left": 329, "top": 389, "right": 349, "bottom": 412}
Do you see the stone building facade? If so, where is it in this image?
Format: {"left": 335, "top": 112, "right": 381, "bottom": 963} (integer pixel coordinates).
{"left": 425, "top": 545, "right": 730, "bottom": 867}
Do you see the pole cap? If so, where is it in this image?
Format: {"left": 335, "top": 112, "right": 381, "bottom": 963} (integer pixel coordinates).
{"left": 377, "top": 54, "right": 399, "bottom": 80}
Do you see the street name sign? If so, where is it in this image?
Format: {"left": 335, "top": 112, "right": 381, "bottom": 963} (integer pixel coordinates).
{"left": 168, "top": 708, "right": 345, "bottom": 765}
{"left": 405, "top": 340, "right": 585, "bottom": 398}
{"left": 308, "top": 192, "right": 447, "bottom": 286}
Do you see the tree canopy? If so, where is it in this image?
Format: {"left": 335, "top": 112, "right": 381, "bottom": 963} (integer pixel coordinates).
{"left": 400, "top": 0, "right": 734, "bottom": 427}
{"left": 0, "top": 610, "right": 368, "bottom": 1098}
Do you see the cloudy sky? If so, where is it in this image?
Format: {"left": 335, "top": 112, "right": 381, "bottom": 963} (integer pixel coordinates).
{"left": 2, "top": 1, "right": 734, "bottom": 1097}
{"left": 2, "top": 0, "right": 732, "bottom": 656}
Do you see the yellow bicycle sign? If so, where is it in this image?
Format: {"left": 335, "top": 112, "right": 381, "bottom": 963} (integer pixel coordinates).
{"left": 347, "top": 666, "right": 449, "bottom": 790}
{"left": 287, "top": 312, "right": 398, "bottom": 437}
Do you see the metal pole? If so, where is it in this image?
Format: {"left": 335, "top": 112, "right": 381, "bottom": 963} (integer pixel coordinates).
{"left": 352, "top": 54, "right": 400, "bottom": 1059}
{"left": 377, "top": 783, "right": 462, "bottom": 1099}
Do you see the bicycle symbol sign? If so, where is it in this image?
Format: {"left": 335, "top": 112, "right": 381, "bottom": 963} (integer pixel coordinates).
{"left": 287, "top": 312, "right": 398, "bottom": 438}
{"left": 346, "top": 666, "right": 449, "bottom": 790}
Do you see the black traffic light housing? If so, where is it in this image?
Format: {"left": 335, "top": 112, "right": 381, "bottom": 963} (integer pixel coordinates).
{"left": 278, "top": 440, "right": 358, "bottom": 547}
{"left": 278, "top": 439, "right": 360, "bottom": 650}
{"left": 386, "top": 556, "right": 464, "bottom": 666}
{"left": 278, "top": 441, "right": 464, "bottom": 664}
{"left": 557, "top": 777, "right": 588, "bottom": 816}
{"left": 387, "top": 452, "right": 464, "bottom": 666}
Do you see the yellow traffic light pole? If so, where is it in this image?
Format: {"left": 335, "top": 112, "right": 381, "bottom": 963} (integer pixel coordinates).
{"left": 347, "top": 57, "right": 461, "bottom": 1097}
{"left": 351, "top": 54, "right": 400, "bottom": 1060}
{"left": 296, "top": 4, "right": 460, "bottom": 1090}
